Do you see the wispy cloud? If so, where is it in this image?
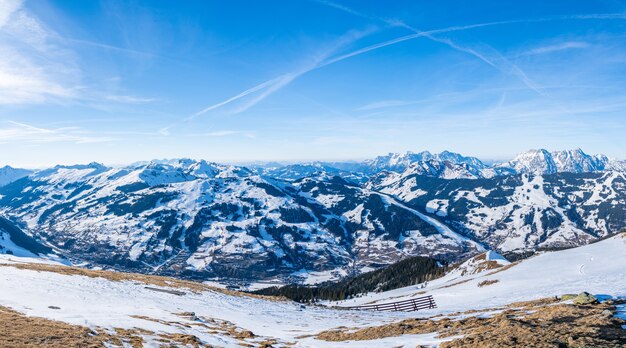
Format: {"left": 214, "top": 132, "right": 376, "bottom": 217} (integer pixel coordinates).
{"left": 0, "top": 0, "right": 80, "bottom": 105}
{"left": 189, "top": 130, "right": 256, "bottom": 138}
{"left": 63, "top": 37, "right": 155, "bottom": 58}
{"left": 0, "top": 121, "right": 115, "bottom": 144}
{"left": 104, "top": 95, "right": 157, "bottom": 104}
{"left": 522, "top": 41, "right": 591, "bottom": 56}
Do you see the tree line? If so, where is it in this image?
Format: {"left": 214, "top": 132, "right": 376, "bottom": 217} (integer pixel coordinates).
{"left": 252, "top": 256, "right": 447, "bottom": 302}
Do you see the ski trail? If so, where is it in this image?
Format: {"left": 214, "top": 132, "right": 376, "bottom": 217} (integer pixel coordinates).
{"left": 374, "top": 192, "right": 486, "bottom": 252}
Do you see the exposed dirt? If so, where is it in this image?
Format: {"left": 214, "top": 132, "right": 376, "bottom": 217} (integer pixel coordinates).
{"left": 317, "top": 297, "right": 626, "bottom": 347}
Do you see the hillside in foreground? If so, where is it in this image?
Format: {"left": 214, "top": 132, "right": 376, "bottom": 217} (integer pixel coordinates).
{"left": 0, "top": 233, "right": 624, "bottom": 347}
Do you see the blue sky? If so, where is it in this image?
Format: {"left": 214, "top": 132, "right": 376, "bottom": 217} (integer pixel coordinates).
{"left": 1, "top": 0, "right": 626, "bottom": 167}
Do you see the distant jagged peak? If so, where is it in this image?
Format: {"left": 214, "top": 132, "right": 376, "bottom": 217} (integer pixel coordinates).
{"left": 52, "top": 162, "right": 109, "bottom": 171}
{"left": 496, "top": 148, "right": 611, "bottom": 175}
{"left": 366, "top": 150, "right": 486, "bottom": 173}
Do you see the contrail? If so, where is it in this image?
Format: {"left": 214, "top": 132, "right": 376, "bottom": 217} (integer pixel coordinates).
{"left": 320, "top": 2, "right": 565, "bottom": 97}
{"left": 189, "top": 78, "right": 280, "bottom": 119}
{"left": 190, "top": 2, "right": 626, "bottom": 119}
{"left": 190, "top": 27, "right": 375, "bottom": 118}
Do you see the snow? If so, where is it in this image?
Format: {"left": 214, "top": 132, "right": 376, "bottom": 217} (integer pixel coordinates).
{"left": 425, "top": 199, "right": 449, "bottom": 217}
{"left": 316, "top": 194, "right": 345, "bottom": 208}
{"left": 0, "top": 255, "right": 431, "bottom": 347}
{"left": 0, "top": 234, "right": 624, "bottom": 346}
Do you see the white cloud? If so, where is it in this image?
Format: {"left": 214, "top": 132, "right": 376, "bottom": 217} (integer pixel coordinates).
{"left": 0, "top": 0, "right": 79, "bottom": 104}
{"left": 0, "top": 121, "right": 114, "bottom": 144}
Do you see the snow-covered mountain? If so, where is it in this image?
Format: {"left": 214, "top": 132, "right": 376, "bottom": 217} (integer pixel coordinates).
{"left": 0, "top": 159, "right": 481, "bottom": 281}
{"left": 0, "top": 165, "right": 31, "bottom": 187}
{"left": 362, "top": 148, "right": 624, "bottom": 179}
{"left": 494, "top": 148, "right": 612, "bottom": 175}
{"left": 361, "top": 150, "right": 488, "bottom": 178}
{"left": 370, "top": 170, "right": 626, "bottom": 254}
{"left": 0, "top": 148, "right": 624, "bottom": 281}
{"left": 252, "top": 161, "right": 368, "bottom": 183}
{"left": 258, "top": 149, "right": 625, "bottom": 182}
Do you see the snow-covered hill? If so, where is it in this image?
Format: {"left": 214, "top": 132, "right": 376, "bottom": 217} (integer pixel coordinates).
{"left": 252, "top": 162, "right": 368, "bottom": 183}
{"left": 333, "top": 233, "right": 626, "bottom": 313}
{"left": 0, "top": 254, "right": 430, "bottom": 347}
{"left": 0, "top": 233, "right": 623, "bottom": 347}
{"left": 0, "top": 216, "right": 55, "bottom": 258}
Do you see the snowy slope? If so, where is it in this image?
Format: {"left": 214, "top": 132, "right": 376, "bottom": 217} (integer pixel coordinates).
{"left": 333, "top": 233, "right": 626, "bottom": 314}
{"left": 0, "top": 255, "right": 454, "bottom": 347}
{"left": 0, "top": 230, "right": 39, "bottom": 258}
{"left": 0, "top": 234, "right": 623, "bottom": 347}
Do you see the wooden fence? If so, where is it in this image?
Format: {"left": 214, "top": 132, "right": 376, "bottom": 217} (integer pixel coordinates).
{"left": 343, "top": 295, "right": 436, "bottom": 312}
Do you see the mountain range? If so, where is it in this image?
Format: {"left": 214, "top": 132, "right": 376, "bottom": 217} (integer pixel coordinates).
{"left": 253, "top": 148, "right": 625, "bottom": 181}
{"left": 0, "top": 148, "right": 624, "bottom": 282}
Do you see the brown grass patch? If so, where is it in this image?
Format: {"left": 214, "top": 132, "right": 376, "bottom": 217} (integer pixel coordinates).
{"left": 484, "top": 261, "right": 518, "bottom": 276}
{"left": 477, "top": 279, "right": 499, "bottom": 287}
{"left": 0, "top": 305, "right": 116, "bottom": 347}
{"left": 440, "top": 278, "right": 473, "bottom": 289}
{"left": 317, "top": 297, "right": 626, "bottom": 348}
{"left": 133, "top": 313, "right": 263, "bottom": 344}
{"left": 158, "top": 333, "right": 203, "bottom": 347}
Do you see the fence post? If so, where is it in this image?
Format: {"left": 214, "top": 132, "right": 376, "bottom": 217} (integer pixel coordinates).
{"left": 413, "top": 299, "right": 418, "bottom": 311}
